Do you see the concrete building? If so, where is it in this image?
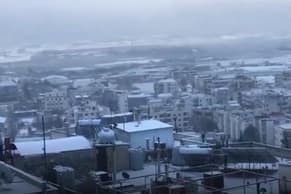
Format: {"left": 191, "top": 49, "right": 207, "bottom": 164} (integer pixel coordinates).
{"left": 275, "top": 123, "right": 291, "bottom": 148}
{"left": 211, "top": 87, "right": 230, "bottom": 105}
{"left": 39, "top": 89, "right": 68, "bottom": 112}
{"left": 154, "top": 79, "right": 178, "bottom": 96}
{"left": 192, "top": 93, "right": 213, "bottom": 107}
{"left": 102, "top": 88, "right": 128, "bottom": 113}
{"left": 275, "top": 71, "right": 291, "bottom": 88}
{"left": 230, "top": 74, "right": 256, "bottom": 92}
{"left": 255, "top": 114, "right": 291, "bottom": 145}
{"left": 0, "top": 80, "right": 19, "bottom": 103}
{"left": 228, "top": 111, "right": 254, "bottom": 141}
{"left": 142, "top": 96, "right": 192, "bottom": 131}
{"left": 116, "top": 90, "right": 129, "bottom": 113}
{"left": 114, "top": 119, "right": 174, "bottom": 149}
{"left": 0, "top": 161, "right": 58, "bottom": 194}
{"left": 101, "top": 112, "right": 134, "bottom": 126}
{"left": 66, "top": 95, "right": 109, "bottom": 124}
{"left": 127, "top": 93, "right": 150, "bottom": 110}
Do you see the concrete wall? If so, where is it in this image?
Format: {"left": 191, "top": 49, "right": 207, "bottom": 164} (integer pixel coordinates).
{"left": 129, "top": 128, "right": 174, "bottom": 149}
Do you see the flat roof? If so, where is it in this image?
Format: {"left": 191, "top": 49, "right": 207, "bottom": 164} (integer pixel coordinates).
{"left": 102, "top": 112, "right": 133, "bottom": 118}
{"left": 116, "top": 119, "right": 173, "bottom": 133}
{"left": 0, "top": 162, "right": 57, "bottom": 194}
{"left": 0, "top": 116, "right": 6, "bottom": 123}
{"left": 15, "top": 135, "right": 91, "bottom": 156}
{"left": 279, "top": 123, "right": 291, "bottom": 130}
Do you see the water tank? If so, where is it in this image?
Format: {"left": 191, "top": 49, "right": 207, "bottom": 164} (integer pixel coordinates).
{"left": 53, "top": 165, "right": 75, "bottom": 189}
{"left": 179, "top": 145, "right": 211, "bottom": 166}
{"left": 203, "top": 171, "right": 224, "bottom": 193}
{"left": 98, "top": 128, "right": 115, "bottom": 144}
{"left": 129, "top": 148, "right": 144, "bottom": 170}
{"left": 171, "top": 146, "right": 185, "bottom": 166}
{"left": 179, "top": 145, "right": 211, "bottom": 155}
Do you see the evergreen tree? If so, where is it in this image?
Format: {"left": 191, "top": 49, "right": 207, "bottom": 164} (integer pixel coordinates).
{"left": 241, "top": 124, "right": 260, "bottom": 142}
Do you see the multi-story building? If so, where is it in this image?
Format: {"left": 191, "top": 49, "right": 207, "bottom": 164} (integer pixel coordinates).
{"left": 154, "top": 78, "right": 178, "bottom": 96}
{"left": 192, "top": 93, "right": 213, "bottom": 107}
{"left": 240, "top": 88, "right": 291, "bottom": 113}
{"left": 255, "top": 114, "right": 291, "bottom": 145}
{"left": 140, "top": 96, "right": 192, "bottom": 131}
{"left": 39, "top": 89, "right": 68, "bottom": 112}
{"left": 66, "top": 95, "right": 110, "bottom": 124}
{"left": 275, "top": 123, "right": 291, "bottom": 147}
{"left": 230, "top": 75, "right": 256, "bottom": 92}
{"left": 114, "top": 119, "right": 174, "bottom": 149}
{"left": 211, "top": 87, "right": 230, "bottom": 105}
{"left": 116, "top": 90, "right": 129, "bottom": 113}
{"left": 229, "top": 112, "right": 254, "bottom": 141}
{"left": 0, "top": 79, "right": 19, "bottom": 103}
{"left": 275, "top": 71, "right": 291, "bottom": 88}
{"left": 128, "top": 92, "right": 150, "bottom": 110}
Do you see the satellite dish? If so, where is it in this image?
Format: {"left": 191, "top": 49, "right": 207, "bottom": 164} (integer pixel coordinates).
{"left": 122, "top": 172, "right": 130, "bottom": 179}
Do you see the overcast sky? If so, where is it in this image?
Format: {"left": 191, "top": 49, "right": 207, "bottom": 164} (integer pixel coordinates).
{"left": 1, "top": 0, "right": 291, "bottom": 48}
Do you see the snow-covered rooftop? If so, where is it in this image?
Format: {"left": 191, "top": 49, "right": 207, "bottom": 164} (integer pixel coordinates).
{"left": 133, "top": 82, "right": 154, "bottom": 94}
{"left": 78, "top": 119, "right": 101, "bottom": 126}
{"left": 158, "top": 78, "right": 176, "bottom": 83}
{"left": 128, "top": 93, "right": 151, "bottom": 98}
{"left": 102, "top": 112, "right": 132, "bottom": 118}
{"left": 116, "top": 119, "right": 173, "bottom": 133}
{"left": 15, "top": 136, "right": 91, "bottom": 156}
{"left": 73, "top": 78, "right": 95, "bottom": 88}
{"left": 279, "top": 123, "right": 291, "bottom": 130}
{"left": 0, "top": 80, "right": 17, "bottom": 87}
{"left": 0, "top": 116, "right": 6, "bottom": 123}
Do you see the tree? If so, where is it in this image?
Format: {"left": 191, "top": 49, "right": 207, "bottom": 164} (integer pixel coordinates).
{"left": 241, "top": 124, "right": 260, "bottom": 142}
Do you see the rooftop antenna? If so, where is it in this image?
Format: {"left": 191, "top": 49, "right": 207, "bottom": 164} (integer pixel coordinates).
{"left": 137, "top": 108, "right": 141, "bottom": 125}
{"left": 123, "top": 115, "right": 126, "bottom": 131}
{"left": 0, "top": 134, "right": 3, "bottom": 161}
{"left": 41, "top": 114, "right": 48, "bottom": 193}
{"left": 134, "top": 107, "right": 141, "bottom": 127}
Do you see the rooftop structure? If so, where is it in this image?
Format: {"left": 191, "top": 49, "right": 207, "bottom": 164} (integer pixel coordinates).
{"left": 116, "top": 119, "right": 172, "bottom": 133}
{"left": 15, "top": 136, "right": 91, "bottom": 156}
{"left": 97, "top": 163, "right": 279, "bottom": 194}
{"left": 115, "top": 119, "right": 174, "bottom": 149}
{"left": 0, "top": 161, "right": 57, "bottom": 194}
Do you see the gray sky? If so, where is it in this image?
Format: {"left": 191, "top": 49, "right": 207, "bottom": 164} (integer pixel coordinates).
{"left": 1, "top": 0, "right": 291, "bottom": 47}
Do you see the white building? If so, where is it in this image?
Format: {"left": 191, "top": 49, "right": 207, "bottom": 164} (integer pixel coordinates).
{"left": 39, "top": 90, "right": 68, "bottom": 112}
{"left": 143, "top": 97, "right": 192, "bottom": 131}
{"left": 255, "top": 114, "right": 291, "bottom": 145}
{"left": 114, "top": 119, "right": 174, "bottom": 149}
{"left": 211, "top": 87, "right": 229, "bottom": 105}
{"left": 275, "top": 123, "right": 291, "bottom": 147}
{"left": 229, "top": 112, "right": 254, "bottom": 141}
{"left": 154, "top": 79, "right": 178, "bottom": 96}
{"left": 116, "top": 90, "right": 129, "bottom": 113}
{"left": 66, "top": 96, "right": 110, "bottom": 124}
{"left": 192, "top": 93, "right": 213, "bottom": 107}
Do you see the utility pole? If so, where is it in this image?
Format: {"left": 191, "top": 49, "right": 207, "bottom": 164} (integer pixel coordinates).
{"left": 42, "top": 114, "right": 48, "bottom": 194}
{"left": 0, "top": 133, "right": 3, "bottom": 161}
